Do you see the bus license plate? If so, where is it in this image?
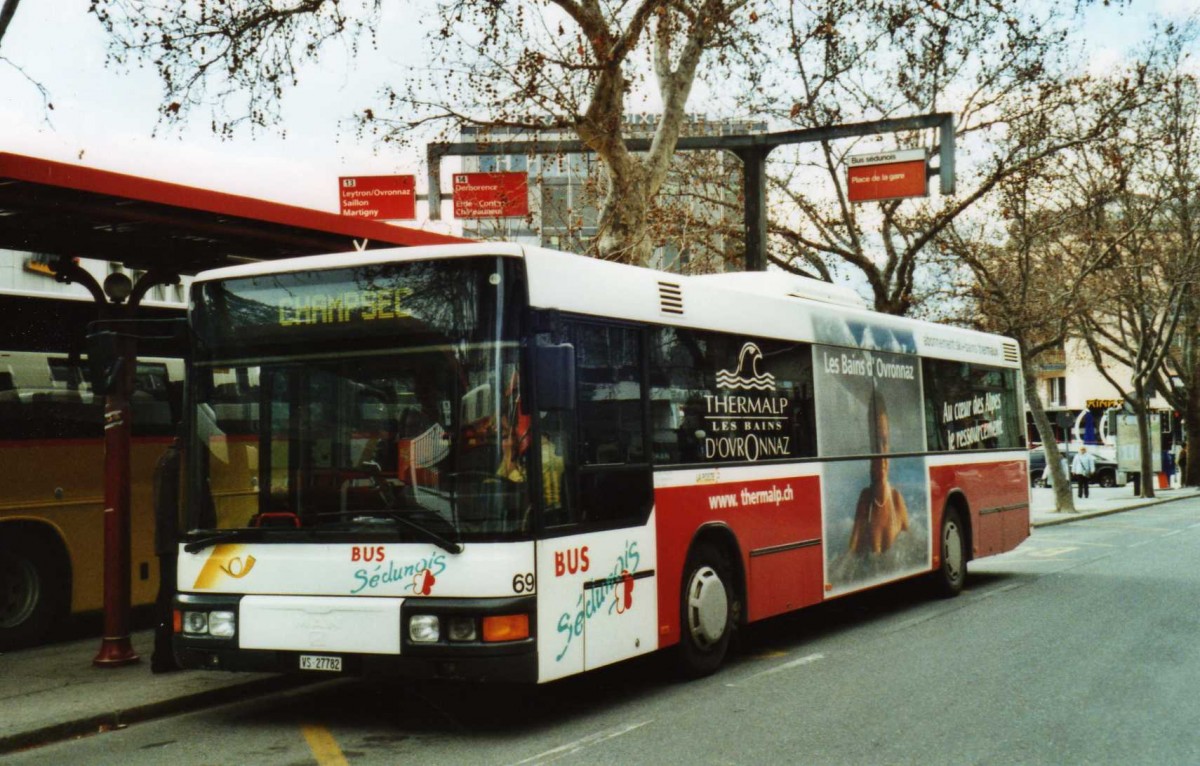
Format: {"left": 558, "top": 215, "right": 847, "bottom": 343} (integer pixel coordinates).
{"left": 299, "top": 654, "right": 342, "bottom": 672}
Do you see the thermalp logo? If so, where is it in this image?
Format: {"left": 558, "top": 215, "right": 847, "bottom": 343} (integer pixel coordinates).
{"left": 716, "top": 342, "right": 776, "bottom": 391}
{"left": 703, "top": 342, "right": 792, "bottom": 462}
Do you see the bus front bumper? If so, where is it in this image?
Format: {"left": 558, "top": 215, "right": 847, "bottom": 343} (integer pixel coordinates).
{"left": 172, "top": 592, "right": 538, "bottom": 683}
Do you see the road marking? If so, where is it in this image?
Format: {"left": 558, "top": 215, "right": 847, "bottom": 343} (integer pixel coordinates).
{"left": 1093, "top": 522, "right": 1172, "bottom": 533}
{"left": 1032, "top": 538, "right": 1116, "bottom": 548}
{"left": 967, "top": 582, "right": 1023, "bottom": 601}
{"left": 511, "top": 720, "right": 653, "bottom": 765}
{"left": 1025, "top": 546, "right": 1079, "bottom": 559}
{"left": 726, "top": 652, "right": 825, "bottom": 687}
{"left": 301, "top": 724, "right": 350, "bottom": 766}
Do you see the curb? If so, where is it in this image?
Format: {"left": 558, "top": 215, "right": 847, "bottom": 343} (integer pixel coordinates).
{"left": 1031, "top": 492, "right": 1197, "bottom": 528}
{"left": 0, "top": 674, "right": 321, "bottom": 756}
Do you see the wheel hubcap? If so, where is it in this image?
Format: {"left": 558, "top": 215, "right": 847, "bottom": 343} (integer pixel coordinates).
{"left": 943, "top": 521, "right": 963, "bottom": 583}
{"left": 0, "top": 553, "right": 39, "bottom": 629}
{"left": 686, "top": 566, "right": 728, "bottom": 648}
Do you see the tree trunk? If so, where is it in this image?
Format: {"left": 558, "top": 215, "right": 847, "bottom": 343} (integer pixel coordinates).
{"left": 1024, "top": 365, "right": 1075, "bottom": 513}
{"left": 595, "top": 163, "right": 655, "bottom": 265}
{"left": 1134, "top": 389, "right": 1155, "bottom": 499}
{"left": 1186, "top": 379, "right": 1200, "bottom": 487}
{"left": 0, "top": 0, "right": 21, "bottom": 50}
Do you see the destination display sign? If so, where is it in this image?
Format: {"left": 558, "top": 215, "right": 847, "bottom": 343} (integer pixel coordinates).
{"left": 192, "top": 257, "right": 523, "bottom": 359}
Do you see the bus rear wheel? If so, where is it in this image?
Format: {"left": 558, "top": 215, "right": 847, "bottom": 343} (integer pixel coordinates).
{"left": 677, "top": 543, "right": 735, "bottom": 678}
{"left": 0, "top": 535, "right": 61, "bottom": 650}
{"left": 931, "top": 509, "right": 967, "bottom": 598}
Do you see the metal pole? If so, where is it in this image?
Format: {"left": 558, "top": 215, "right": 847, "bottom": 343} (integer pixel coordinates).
{"left": 739, "top": 148, "right": 769, "bottom": 271}
{"left": 427, "top": 112, "right": 956, "bottom": 269}
{"left": 427, "top": 145, "right": 445, "bottom": 221}
{"left": 93, "top": 317, "right": 139, "bottom": 667}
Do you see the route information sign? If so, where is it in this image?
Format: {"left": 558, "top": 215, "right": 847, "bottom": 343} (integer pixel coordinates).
{"left": 339, "top": 176, "right": 417, "bottom": 220}
{"left": 846, "top": 149, "right": 929, "bottom": 203}
{"left": 452, "top": 172, "right": 529, "bottom": 219}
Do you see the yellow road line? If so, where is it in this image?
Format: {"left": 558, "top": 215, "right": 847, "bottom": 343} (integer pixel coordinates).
{"left": 302, "top": 724, "right": 350, "bottom": 766}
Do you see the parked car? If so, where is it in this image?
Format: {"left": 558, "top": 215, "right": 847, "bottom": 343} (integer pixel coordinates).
{"left": 1028, "top": 445, "right": 1118, "bottom": 488}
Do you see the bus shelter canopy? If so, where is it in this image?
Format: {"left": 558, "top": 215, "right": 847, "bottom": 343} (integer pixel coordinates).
{"left": 0, "top": 152, "right": 466, "bottom": 275}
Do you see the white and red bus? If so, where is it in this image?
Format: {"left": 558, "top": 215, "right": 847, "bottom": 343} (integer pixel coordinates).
{"left": 169, "top": 243, "right": 1029, "bottom": 681}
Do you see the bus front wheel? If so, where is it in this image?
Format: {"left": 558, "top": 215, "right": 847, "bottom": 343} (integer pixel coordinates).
{"left": 0, "top": 535, "right": 62, "bottom": 650}
{"left": 677, "top": 543, "right": 735, "bottom": 678}
{"left": 932, "top": 509, "right": 967, "bottom": 598}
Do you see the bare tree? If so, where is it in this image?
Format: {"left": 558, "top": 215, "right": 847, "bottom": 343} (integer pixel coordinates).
{"left": 936, "top": 140, "right": 1133, "bottom": 511}
{"left": 1066, "top": 25, "right": 1200, "bottom": 498}
{"left": 1145, "top": 40, "right": 1200, "bottom": 487}
{"left": 1, "top": 0, "right": 53, "bottom": 122}
{"left": 90, "top": 0, "right": 763, "bottom": 266}
{"left": 752, "top": 0, "right": 1144, "bottom": 315}
{"left": 1077, "top": 209, "right": 1187, "bottom": 499}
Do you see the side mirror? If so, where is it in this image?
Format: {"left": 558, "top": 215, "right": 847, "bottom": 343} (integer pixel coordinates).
{"left": 85, "top": 329, "right": 123, "bottom": 395}
{"left": 536, "top": 344, "right": 575, "bottom": 411}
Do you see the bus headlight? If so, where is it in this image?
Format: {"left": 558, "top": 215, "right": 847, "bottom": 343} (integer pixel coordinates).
{"left": 409, "top": 614, "right": 440, "bottom": 643}
{"left": 182, "top": 611, "right": 209, "bottom": 635}
{"left": 447, "top": 616, "right": 477, "bottom": 642}
{"left": 208, "top": 611, "right": 237, "bottom": 638}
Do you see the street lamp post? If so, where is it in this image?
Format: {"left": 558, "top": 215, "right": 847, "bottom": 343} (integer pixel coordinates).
{"left": 92, "top": 271, "right": 139, "bottom": 667}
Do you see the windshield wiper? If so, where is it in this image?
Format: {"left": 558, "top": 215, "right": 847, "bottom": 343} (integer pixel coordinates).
{"left": 321, "top": 510, "right": 463, "bottom": 554}
{"left": 183, "top": 528, "right": 264, "bottom": 554}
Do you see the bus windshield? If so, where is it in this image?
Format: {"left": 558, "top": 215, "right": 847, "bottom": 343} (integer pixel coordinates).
{"left": 186, "top": 256, "right": 531, "bottom": 543}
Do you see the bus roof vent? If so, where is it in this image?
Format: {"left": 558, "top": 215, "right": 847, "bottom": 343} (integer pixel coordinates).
{"left": 658, "top": 281, "right": 684, "bottom": 315}
{"left": 1002, "top": 341, "right": 1020, "bottom": 364}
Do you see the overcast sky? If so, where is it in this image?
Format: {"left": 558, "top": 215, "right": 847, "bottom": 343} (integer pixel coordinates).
{"left": 0, "top": 1, "right": 1193, "bottom": 234}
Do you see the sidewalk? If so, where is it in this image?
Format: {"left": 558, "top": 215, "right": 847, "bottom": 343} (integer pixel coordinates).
{"left": 3, "top": 485, "right": 1197, "bottom": 756}
{"left": 0, "top": 630, "right": 314, "bottom": 755}
{"left": 1029, "top": 483, "right": 1200, "bottom": 527}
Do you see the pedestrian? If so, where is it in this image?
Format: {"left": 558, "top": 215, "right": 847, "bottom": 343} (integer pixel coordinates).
{"left": 1072, "top": 446, "right": 1097, "bottom": 499}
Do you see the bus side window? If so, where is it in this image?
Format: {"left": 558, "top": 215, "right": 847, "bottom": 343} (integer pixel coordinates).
{"left": 649, "top": 327, "right": 711, "bottom": 464}
{"left": 131, "top": 362, "right": 175, "bottom": 436}
{"left": 569, "top": 322, "right": 652, "bottom": 526}
{"left": 537, "top": 408, "right": 574, "bottom": 526}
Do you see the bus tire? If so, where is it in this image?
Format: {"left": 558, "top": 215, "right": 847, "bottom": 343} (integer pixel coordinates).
{"left": 931, "top": 508, "right": 967, "bottom": 599}
{"left": 677, "top": 542, "right": 735, "bottom": 678}
{"left": 0, "top": 533, "right": 63, "bottom": 650}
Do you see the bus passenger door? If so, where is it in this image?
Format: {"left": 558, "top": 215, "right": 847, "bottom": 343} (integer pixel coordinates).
{"left": 534, "top": 322, "right": 657, "bottom": 679}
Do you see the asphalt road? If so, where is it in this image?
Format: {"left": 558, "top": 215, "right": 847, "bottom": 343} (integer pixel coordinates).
{"left": 11, "top": 499, "right": 1200, "bottom": 765}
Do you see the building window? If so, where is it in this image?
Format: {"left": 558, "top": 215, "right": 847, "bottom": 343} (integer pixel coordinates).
{"left": 1047, "top": 377, "right": 1066, "bottom": 407}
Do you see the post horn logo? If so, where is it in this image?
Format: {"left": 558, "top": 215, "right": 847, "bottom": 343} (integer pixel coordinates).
{"left": 193, "top": 544, "right": 257, "bottom": 589}
{"left": 716, "top": 342, "right": 776, "bottom": 391}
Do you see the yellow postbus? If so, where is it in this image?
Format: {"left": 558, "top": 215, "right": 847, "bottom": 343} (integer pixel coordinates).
{"left": 0, "top": 349, "right": 183, "bottom": 648}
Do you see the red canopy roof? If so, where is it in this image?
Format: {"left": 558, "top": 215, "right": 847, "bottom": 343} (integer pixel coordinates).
{"left": 0, "top": 152, "right": 467, "bottom": 274}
